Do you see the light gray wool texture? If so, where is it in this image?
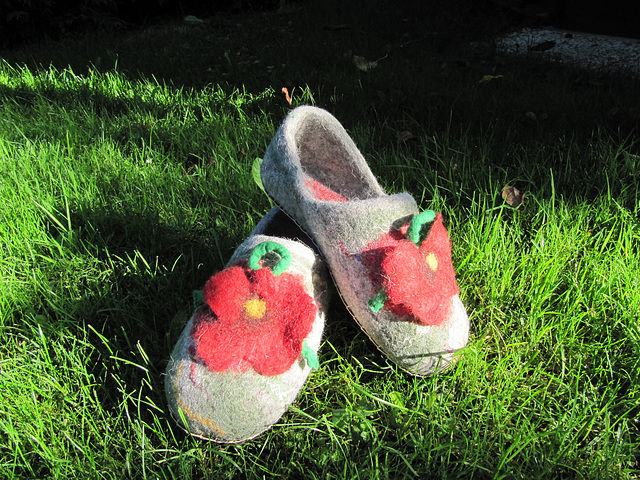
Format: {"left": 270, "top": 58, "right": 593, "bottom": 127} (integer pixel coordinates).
{"left": 165, "top": 208, "right": 328, "bottom": 442}
{"left": 261, "top": 106, "right": 470, "bottom": 376}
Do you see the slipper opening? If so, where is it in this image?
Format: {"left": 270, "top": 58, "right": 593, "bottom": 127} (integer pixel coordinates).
{"left": 295, "top": 117, "right": 379, "bottom": 202}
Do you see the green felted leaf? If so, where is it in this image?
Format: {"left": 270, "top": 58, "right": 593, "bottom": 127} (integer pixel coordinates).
{"left": 368, "top": 289, "right": 388, "bottom": 312}
{"left": 406, "top": 210, "right": 436, "bottom": 246}
{"left": 252, "top": 157, "right": 265, "bottom": 193}
{"left": 301, "top": 341, "right": 319, "bottom": 369}
{"left": 193, "top": 289, "right": 204, "bottom": 308}
{"left": 248, "top": 241, "right": 292, "bottom": 276}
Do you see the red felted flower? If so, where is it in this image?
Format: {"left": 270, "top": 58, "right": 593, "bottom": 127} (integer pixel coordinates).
{"left": 190, "top": 258, "right": 317, "bottom": 376}
{"left": 362, "top": 213, "right": 459, "bottom": 326}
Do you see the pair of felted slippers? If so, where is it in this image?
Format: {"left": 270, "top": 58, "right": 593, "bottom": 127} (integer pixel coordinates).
{"left": 165, "top": 106, "right": 470, "bottom": 443}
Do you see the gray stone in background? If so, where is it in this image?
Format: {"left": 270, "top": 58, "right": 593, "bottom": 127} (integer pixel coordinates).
{"left": 496, "top": 27, "right": 640, "bottom": 75}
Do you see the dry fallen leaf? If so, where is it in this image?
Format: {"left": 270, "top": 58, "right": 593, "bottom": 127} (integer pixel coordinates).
{"left": 397, "top": 131, "right": 416, "bottom": 143}
{"left": 281, "top": 87, "right": 292, "bottom": 104}
{"left": 183, "top": 15, "right": 205, "bottom": 24}
{"left": 502, "top": 185, "right": 525, "bottom": 208}
{"left": 352, "top": 55, "right": 378, "bottom": 72}
{"left": 479, "top": 74, "right": 503, "bottom": 84}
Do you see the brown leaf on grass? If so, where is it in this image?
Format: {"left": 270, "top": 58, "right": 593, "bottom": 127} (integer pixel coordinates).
{"left": 281, "top": 87, "right": 292, "bottom": 104}
{"left": 352, "top": 55, "right": 378, "bottom": 72}
{"left": 397, "top": 131, "right": 416, "bottom": 143}
{"left": 479, "top": 74, "right": 504, "bottom": 84}
{"left": 183, "top": 15, "right": 205, "bottom": 24}
{"left": 502, "top": 185, "right": 525, "bottom": 208}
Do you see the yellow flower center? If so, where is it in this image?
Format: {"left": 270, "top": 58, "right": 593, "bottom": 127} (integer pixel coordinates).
{"left": 425, "top": 253, "right": 438, "bottom": 271}
{"left": 243, "top": 298, "right": 267, "bottom": 319}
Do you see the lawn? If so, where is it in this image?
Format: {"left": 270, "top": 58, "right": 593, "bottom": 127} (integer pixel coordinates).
{"left": 1, "top": 0, "right": 639, "bottom": 478}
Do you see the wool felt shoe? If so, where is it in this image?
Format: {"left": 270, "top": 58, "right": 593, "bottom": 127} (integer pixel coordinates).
{"left": 165, "top": 207, "right": 329, "bottom": 443}
{"left": 261, "top": 106, "right": 469, "bottom": 376}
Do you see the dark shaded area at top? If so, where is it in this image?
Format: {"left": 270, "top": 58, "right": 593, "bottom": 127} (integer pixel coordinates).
{"left": 552, "top": 0, "right": 639, "bottom": 39}
{"left": 2, "top": 0, "right": 638, "bottom": 148}
{"left": 1, "top": 0, "right": 638, "bottom": 50}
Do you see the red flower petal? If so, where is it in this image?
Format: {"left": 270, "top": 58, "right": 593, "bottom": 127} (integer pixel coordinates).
{"left": 192, "top": 262, "right": 317, "bottom": 376}
{"left": 382, "top": 240, "right": 434, "bottom": 302}
{"left": 250, "top": 267, "right": 279, "bottom": 299}
{"left": 192, "top": 317, "right": 254, "bottom": 372}
{"left": 250, "top": 271, "right": 317, "bottom": 375}
{"left": 363, "top": 213, "right": 459, "bottom": 326}
{"left": 203, "top": 264, "right": 250, "bottom": 323}
{"left": 420, "top": 214, "right": 455, "bottom": 266}
{"left": 279, "top": 279, "right": 317, "bottom": 345}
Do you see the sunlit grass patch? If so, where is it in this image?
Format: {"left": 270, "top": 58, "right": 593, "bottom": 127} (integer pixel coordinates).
{"left": 1, "top": 6, "right": 639, "bottom": 477}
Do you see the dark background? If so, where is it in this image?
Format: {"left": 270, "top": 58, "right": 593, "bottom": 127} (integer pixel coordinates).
{"left": 2, "top": 0, "right": 639, "bottom": 50}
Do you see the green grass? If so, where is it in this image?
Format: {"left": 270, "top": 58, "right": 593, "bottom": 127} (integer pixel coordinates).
{"left": 1, "top": 0, "right": 639, "bottom": 478}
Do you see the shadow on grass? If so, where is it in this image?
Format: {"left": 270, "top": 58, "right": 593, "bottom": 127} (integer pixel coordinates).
{"left": 2, "top": 0, "right": 639, "bottom": 166}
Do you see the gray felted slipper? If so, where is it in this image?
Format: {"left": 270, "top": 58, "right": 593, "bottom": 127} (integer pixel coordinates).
{"left": 261, "top": 106, "right": 469, "bottom": 376}
{"left": 165, "top": 207, "right": 329, "bottom": 443}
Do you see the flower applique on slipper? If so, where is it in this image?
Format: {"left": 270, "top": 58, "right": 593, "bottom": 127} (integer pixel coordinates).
{"left": 165, "top": 208, "right": 329, "bottom": 443}
{"left": 363, "top": 210, "right": 460, "bottom": 327}
{"left": 261, "top": 106, "right": 469, "bottom": 376}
